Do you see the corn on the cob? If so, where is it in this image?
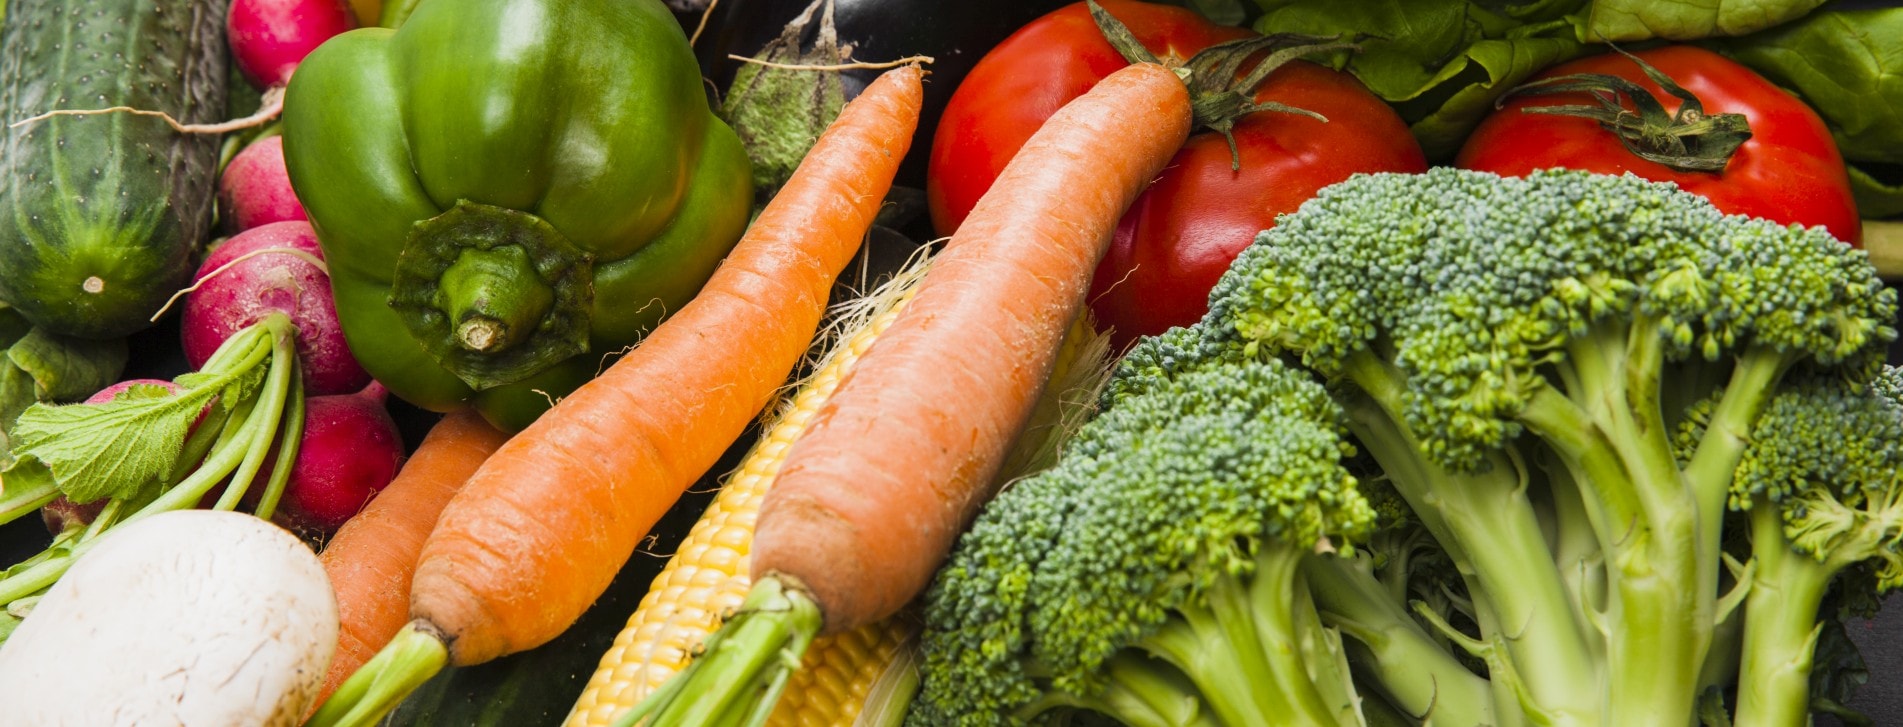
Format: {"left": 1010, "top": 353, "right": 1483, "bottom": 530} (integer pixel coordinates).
{"left": 565, "top": 256, "right": 1113, "bottom": 727}
{"left": 766, "top": 617, "right": 915, "bottom": 727}
{"left": 563, "top": 265, "right": 918, "bottom": 727}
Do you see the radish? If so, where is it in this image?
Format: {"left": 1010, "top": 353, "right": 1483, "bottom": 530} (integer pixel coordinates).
{"left": 228, "top": 0, "right": 358, "bottom": 91}
{"left": 0, "top": 510, "right": 338, "bottom": 726}
{"left": 182, "top": 220, "right": 369, "bottom": 396}
{"left": 275, "top": 381, "right": 406, "bottom": 536}
{"left": 220, "top": 135, "right": 308, "bottom": 232}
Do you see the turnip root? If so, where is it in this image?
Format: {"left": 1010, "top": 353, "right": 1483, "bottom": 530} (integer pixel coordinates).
{"left": 220, "top": 136, "right": 308, "bottom": 232}
{"left": 276, "top": 381, "right": 406, "bottom": 535}
{"left": 182, "top": 221, "right": 369, "bottom": 395}
{"left": 0, "top": 510, "right": 338, "bottom": 726}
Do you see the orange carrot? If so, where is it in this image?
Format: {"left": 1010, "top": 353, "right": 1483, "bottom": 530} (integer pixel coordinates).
{"left": 311, "top": 410, "right": 509, "bottom": 708}
{"left": 618, "top": 62, "right": 1192, "bottom": 727}
{"left": 306, "top": 65, "right": 923, "bottom": 727}
{"left": 760, "top": 60, "right": 1190, "bottom": 633}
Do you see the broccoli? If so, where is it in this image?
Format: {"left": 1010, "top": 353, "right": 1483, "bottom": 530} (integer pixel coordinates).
{"left": 911, "top": 168, "right": 1901, "bottom": 726}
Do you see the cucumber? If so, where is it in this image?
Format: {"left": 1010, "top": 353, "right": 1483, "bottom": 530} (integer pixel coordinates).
{"left": 0, "top": 0, "right": 228, "bottom": 339}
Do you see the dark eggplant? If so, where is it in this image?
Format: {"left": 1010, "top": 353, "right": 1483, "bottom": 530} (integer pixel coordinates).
{"left": 694, "top": 0, "right": 1073, "bottom": 189}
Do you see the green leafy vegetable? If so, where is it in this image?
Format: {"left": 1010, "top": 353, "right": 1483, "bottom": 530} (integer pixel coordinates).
{"left": 1851, "top": 167, "right": 1903, "bottom": 219}
{"left": 6, "top": 329, "right": 128, "bottom": 405}
{"left": 1185, "top": 0, "right": 1248, "bottom": 26}
{"left": 1581, "top": 0, "right": 1828, "bottom": 42}
{"left": 0, "top": 312, "right": 306, "bottom": 645}
{"left": 0, "top": 304, "right": 127, "bottom": 455}
{"left": 1707, "top": 6, "right": 1903, "bottom": 217}
{"left": 1252, "top": 0, "right": 1592, "bottom": 158}
{"left": 8, "top": 367, "right": 257, "bottom": 505}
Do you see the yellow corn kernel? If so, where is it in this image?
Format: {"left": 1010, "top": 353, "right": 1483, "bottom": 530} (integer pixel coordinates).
{"left": 767, "top": 617, "right": 915, "bottom": 727}
{"left": 563, "top": 287, "right": 914, "bottom": 727}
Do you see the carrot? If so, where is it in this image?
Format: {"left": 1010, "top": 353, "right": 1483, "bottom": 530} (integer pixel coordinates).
{"left": 305, "top": 64, "right": 925, "bottom": 727}
{"left": 311, "top": 410, "right": 509, "bottom": 709}
{"left": 619, "top": 61, "right": 1193, "bottom": 727}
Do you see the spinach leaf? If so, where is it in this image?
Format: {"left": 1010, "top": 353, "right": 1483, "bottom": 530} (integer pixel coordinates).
{"left": 1580, "top": 0, "right": 1828, "bottom": 42}
{"left": 1708, "top": 8, "right": 1903, "bottom": 165}
{"left": 1253, "top": 0, "right": 1592, "bottom": 159}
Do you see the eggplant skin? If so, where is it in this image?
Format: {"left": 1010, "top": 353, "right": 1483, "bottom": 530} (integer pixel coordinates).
{"left": 696, "top": 0, "right": 1073, "bottom": 188}
{"left": 0, "top": 0, "right": 227, "bottom": 340}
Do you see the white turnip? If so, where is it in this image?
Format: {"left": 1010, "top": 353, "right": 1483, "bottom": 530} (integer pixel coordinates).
{"left": 0, "top": 510, "right": 338, "bottom": 726}
{"left": 182, "top": 220, "right": 369, "bottom": 395}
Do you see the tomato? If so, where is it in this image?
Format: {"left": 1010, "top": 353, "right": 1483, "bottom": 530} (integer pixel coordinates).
{"left": 926, "top": 0, "right": 1427, "bottom": 347}
{"left": 1456, "top": 45, "right": 1860, "bottom": 246}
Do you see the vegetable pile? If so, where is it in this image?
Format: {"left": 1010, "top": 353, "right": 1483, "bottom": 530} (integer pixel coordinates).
{"left": 0, "top": 0, "right": 1899, "bottom": 725}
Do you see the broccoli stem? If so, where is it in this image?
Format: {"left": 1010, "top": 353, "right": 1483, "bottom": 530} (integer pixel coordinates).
{"left": 1137, "top": 548, "right": 1349, "bottom": 727}
{"left": 1016, "top": 657, "right": 1225, "bottom": 727}
{"left": 1522, "top": 383, "right": 1711, "bottom": 726}
{"left": 1339, "top": 352, "right": 1598, "bottom": 725}
{"left": 1734, "top": 503, "right": 1839, "bottom": 727}
{"left": 1536, "top": 448, "right": 1607, "bottom": 628}
{"left": 1683, "top": 347, "right": 1794, "bottom": 557}
{"left": 1302, "top": 553, "right": 1500, "bottom": 726}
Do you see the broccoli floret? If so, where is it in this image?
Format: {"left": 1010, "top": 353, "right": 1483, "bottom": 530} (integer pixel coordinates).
{"left": 913, "top": 349, "right": 1376, "bottom": 726}
{"left": 1202, "top": 168, "right": 1894, "bottom": 724}
{"left": 1729, "top": 368, "right": 1903, "bottom": 724}
{"left": 914, "top": 168, "right": 1900, "bottom": 727}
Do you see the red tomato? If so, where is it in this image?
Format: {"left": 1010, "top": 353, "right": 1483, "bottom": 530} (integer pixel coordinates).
{"left": 926, "top": 0, "right": 1427, "bottom": 347}
{"left": 1456, "top": 45, "right": 1860, "bottom": 246}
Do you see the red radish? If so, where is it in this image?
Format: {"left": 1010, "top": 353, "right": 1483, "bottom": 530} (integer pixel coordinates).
{"left": 274, "top": 382, "right": 406, "bottom": 536}
{"left": 39, "top": 380, "right": 186, "bottom": 534}
{"left": 182, "top": 221, "right": 370, "bottom": 396}
{"left": 220, "top": 136, "right": 308, "bottom": 232}
{"left": 228, "top": 0, "right": 358, "bottom": 90}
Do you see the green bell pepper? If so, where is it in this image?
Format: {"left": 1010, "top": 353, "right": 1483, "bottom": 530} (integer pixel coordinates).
{"left": 282, "top": 0, "right": 752, "bottom": 432}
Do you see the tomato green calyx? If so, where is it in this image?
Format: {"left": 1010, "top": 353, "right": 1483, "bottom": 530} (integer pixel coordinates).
{"left": 1500, "top": 48, "right": 1752, "bottom": 173}
{"left": 1085, "top": 1, "right": 1344, "bottom": 171}
{"left": 388, "top": 201, "right": 595, "bottom": 392}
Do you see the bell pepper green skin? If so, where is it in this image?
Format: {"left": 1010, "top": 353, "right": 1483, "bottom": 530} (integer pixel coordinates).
{"left": 281, "top": 0, "right": 753, "bottom": 432}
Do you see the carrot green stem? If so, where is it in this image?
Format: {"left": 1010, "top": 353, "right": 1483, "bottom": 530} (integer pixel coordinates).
{"left": 611, "top": 575, "right": 824, "bottom": 727}
{"left": 307, "top": 621, "right": 450, "bottom": 727}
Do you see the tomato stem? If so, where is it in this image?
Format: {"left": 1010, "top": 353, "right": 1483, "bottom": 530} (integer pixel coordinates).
{"left": 1084, "top": 0, "right": 1345, "bottom": 170}
{"left": 1499, "top": 46, "right": 1751, "bottom": 173}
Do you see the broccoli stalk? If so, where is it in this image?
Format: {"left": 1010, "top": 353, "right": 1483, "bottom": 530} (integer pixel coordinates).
{"left": 1725, "top": 373, "right": 1903, "bottom": 725}
{"left": 1332, "top": 355, "right": 1600, "bottom": 724}
{"left": 1301, "top": 551, "right": 1497, "bottom": 725}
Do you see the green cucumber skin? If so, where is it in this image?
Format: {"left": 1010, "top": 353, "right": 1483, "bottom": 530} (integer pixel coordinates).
{"left": 0, "top": 0, "right": 227, "bottom": 339}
